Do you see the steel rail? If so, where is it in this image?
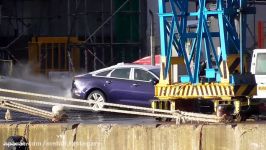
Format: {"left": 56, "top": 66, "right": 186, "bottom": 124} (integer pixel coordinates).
{"left": 0, "top": 101, "right": 53, "bottom": 119}
{"left": 0, "top": 88, "right": 223, "bottom": 123}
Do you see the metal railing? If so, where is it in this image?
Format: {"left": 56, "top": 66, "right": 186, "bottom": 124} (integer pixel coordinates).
{"left": 0, "top": 88, "right": 223, "bottom": 124}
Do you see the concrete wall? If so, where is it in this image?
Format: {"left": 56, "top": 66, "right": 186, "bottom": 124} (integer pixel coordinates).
{"left": 0, "top": 123, "right": 265, "bottom": 150}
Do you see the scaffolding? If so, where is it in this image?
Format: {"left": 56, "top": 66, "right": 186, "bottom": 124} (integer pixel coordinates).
{"left": 0, "top": 0, "right": 147, "bottom": 73}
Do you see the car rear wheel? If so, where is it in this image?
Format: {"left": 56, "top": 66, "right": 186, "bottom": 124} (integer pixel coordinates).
{"left": 87, "top": 90, "right": 106, "bottom": 111}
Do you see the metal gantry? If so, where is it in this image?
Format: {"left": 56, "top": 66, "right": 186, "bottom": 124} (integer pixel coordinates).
{"left": 154, "top": 0, "right": 260, "bottom": 120}
{"left": 158, "top": 0, "right": 247, "bottom": 84}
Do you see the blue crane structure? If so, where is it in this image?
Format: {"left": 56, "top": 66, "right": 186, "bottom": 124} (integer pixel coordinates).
{"left": 153, "top": 0, "right": 258, "bottom": 119}
{"left": 159, "top": 0, "right": 247, "bottom": 83}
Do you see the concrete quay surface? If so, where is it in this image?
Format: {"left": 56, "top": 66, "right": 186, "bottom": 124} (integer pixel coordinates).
{"left": 0, "top": 123, "right": 265, "bottom": 150}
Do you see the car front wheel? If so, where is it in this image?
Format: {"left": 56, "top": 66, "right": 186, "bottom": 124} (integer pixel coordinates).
{"left": 87, "top": 90, "right": 106, "bottom": 111}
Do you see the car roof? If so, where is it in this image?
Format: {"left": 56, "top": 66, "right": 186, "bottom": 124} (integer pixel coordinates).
{"left": 90, "top": 63, "right": 160, "bottom": 75}
{"left": 116, "top": 63, "right": 160, "bottom": 69}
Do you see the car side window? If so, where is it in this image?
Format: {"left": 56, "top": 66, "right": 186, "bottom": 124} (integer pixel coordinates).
{"left": 95, "top": 70, "right": 112, "bottom": 77}
{"left": 110, "top": 68, "right": 131, "bottom": 79}
{"left": 134, "top": 69, "right": 154, "bottom": 81}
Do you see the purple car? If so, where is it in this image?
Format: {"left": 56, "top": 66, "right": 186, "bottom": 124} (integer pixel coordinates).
{"left": 71, "top": 63, "right": 160, "bottom": 109}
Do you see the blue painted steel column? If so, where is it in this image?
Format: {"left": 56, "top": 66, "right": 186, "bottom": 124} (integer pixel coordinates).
{"left": 193, "top": 0, "right": 205, "bottom": 83}
{"left": 239, "top": 0, "right": 247, "bottom": 74}
{"left": 217, "top": 0, "right": 227, "bottom": 61}
{"left": 158, "top": 0, "right": 167, "bottom": 57}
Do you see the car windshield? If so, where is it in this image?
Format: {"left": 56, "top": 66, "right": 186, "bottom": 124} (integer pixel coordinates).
{"left": 134, "top": 69, "right": 155, "bottom": 81}
{"left": 95, "top": 69, "right": 112, "bottom": 76}
{"left": 149, "top": 68, "right": 160, "bottom": 78}
{"left": 256, "top": 53, "right": 266, "bottom": 75}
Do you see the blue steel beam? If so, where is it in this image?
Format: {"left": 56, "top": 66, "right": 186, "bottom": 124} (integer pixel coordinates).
{"left": 193, "top": 0, "right": 205, "bottom": 83}
{"left": 158, "top": 0, "right": 167, "bottom": 57}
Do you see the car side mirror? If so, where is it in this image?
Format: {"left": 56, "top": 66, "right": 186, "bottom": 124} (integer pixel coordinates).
{"left": 150, "top": 78, "right": 159, "bottom": 85}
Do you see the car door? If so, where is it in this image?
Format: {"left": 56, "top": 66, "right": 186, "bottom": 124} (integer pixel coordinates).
{"left": 104, "top": 67, "right": 134, "bottom": 105}
{"left": 129, "top": 68, "right": 158, "bottom": 107}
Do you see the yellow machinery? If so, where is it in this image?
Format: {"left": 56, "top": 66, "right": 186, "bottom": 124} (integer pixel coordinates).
{"left": 28, "top": 37, "right": 81, "bottom": 75}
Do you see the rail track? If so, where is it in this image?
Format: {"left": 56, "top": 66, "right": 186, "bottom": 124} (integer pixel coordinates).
{"left": 0, "top": 88, "right": 225, "bottom": 123}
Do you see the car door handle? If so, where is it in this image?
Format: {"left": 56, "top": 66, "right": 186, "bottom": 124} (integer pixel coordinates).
{"left": 105, "top": 80, "right": 112, "bottom": 84}
{"left": 132, "top": 83, "right": 140, "bottom": 87}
